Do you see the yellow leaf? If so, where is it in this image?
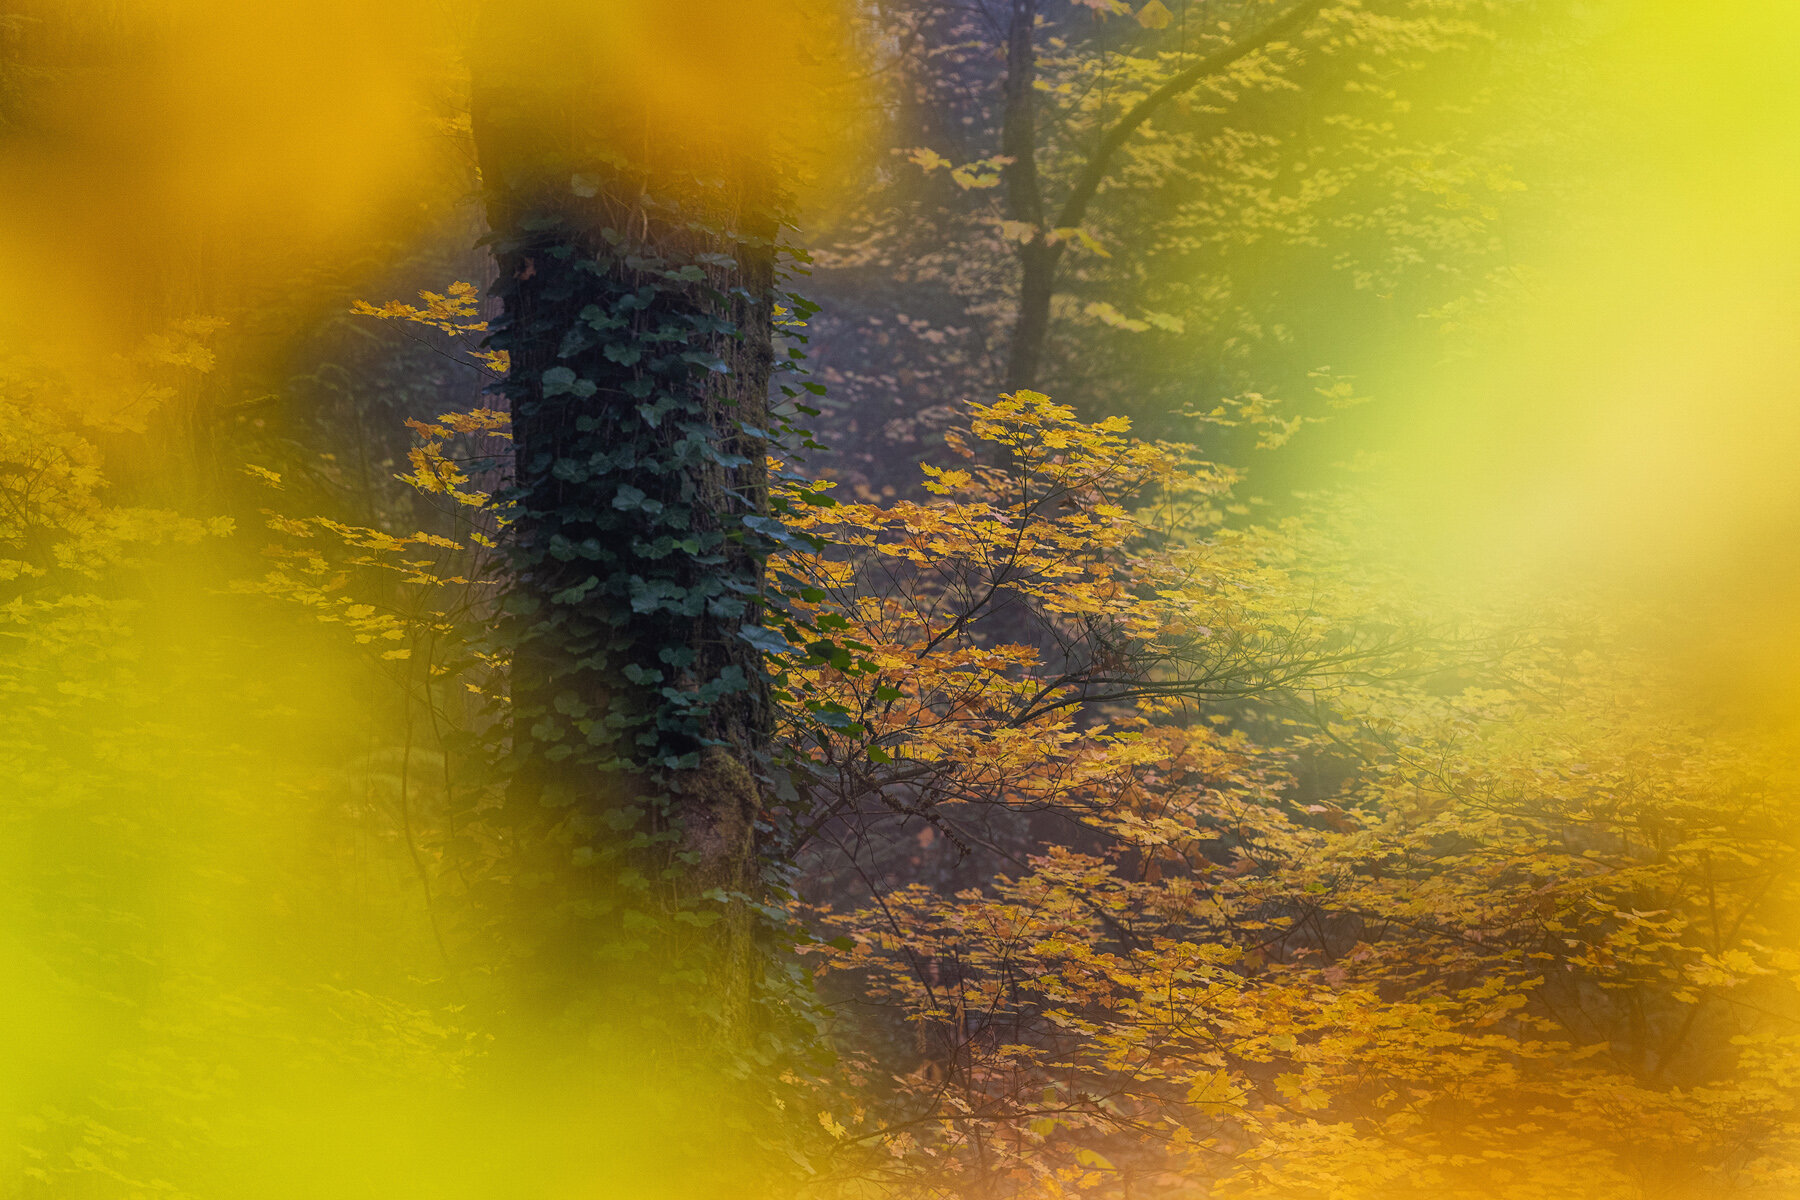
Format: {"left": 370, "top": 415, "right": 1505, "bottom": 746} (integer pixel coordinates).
{"left": 1186, "top": 1069, "right": 1244, "bottom": 1117}
{"left": 951, "top": 167, "right": 1001, "bottom": 189}
{"left": 1051, "top": 226, "right": 1111, "bottom": 257}
{"left": 1136, "top": 0, "right": 1174, "bottom": 28}
{"left": 906, "top": 147, "right": 952, "bottom": 173}
{"left": 1084, "top": 301, "right": 1151, "bottom": 333}
{"left": 997, "top": 219, "right": 1039, "bottom": 243}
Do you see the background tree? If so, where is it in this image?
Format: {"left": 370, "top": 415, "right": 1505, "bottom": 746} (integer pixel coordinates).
{"left": 997, "top": 0, "right": 1330, "bottom": 392}
{"left": 800, "top": 0, "right": 1575, "bottom": 491}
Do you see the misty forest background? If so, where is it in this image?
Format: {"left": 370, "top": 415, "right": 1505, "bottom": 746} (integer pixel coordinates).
{"left": 4, "top": 2, "right": 1800, "bottom": 1199}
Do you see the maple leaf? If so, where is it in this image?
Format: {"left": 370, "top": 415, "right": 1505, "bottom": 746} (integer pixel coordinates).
{"left": 906, "top": 146, "right": 952, "bottom": 172}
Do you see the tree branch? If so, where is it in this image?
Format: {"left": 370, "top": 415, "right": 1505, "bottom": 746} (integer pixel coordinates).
{"left": 1052, "top": 0, "right": 1330, "bottom": 235}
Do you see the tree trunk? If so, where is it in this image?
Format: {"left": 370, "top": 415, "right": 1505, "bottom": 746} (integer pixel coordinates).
{"left": 1001, "top": 0, "right": 1061, "bottom": 393}
{"left": 1007, "top": 239, "right": 1060, "bottom": 391}
{"left": 468, "top": 0, "right": 779, "bottom": 1049}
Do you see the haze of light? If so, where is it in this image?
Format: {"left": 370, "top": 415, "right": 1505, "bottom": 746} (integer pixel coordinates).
{"left": 1353, "top": 0, "right": 1800, "bottom": 727}
{"left": 0, "top": 0, "right": 1795, "bottom": 1196}
{"left": 0, "top": 3, "right": 844, "bottom": 1196}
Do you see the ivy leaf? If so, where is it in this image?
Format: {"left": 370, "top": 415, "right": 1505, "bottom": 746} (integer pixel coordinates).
{"left": 541, "top": 366, "right": 596, "bottom": 398}
{"left": 738, "top": 625, "right": 798, "bottom": 656}
{"left": 603, "top": 343, "right": 643, "bottom": 366}
{"left": 550, "top": 575, "right": 599, "bottom": 605}
{"left": 744, "top": 514, "right": 823, "bottom": 552}
{"left": 806, "top": 640, "right": 854, "bottom": 672}
{"left": 629, "top": 578, "right": 688, "bottom": 614}
{"left": 680, "top": 350, "right": 730, "bottom": 374}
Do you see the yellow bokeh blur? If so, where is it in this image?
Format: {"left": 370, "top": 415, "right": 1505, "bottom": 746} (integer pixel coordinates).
{"left": 0, "top": 0, "right": 461, "bottom": 357}
{"left": 4, "top": 0, "right": 1798, "bottom": 1193}
{"left": 1346, "top": 0, "right": 1800, "bottom": 723}
{"left": 0, "top": 3, "right": 832, "bottom": 1194}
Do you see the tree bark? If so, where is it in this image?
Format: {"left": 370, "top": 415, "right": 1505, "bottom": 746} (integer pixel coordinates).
{"left": 1007, "top": 239, "right": 1060, "bottom": 391}
{"left": 468, "top": 0, "right": 778, "bottom": 1047}
{"left": 1001, "top": 0, "right": 1055, "bottom": 391}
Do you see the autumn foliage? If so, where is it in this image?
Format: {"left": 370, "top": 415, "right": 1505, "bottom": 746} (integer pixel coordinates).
{"left": 5, "top": 283, "right": 1800, "bottom": 1195}
{"left": 225, "top": 332, "right": 1800, "bottom": 1197}
{"left": 5, "top": 2, "right": 1799, "bottom": 1196}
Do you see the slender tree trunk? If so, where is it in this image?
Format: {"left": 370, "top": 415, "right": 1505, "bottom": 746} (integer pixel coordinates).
{"left": 1007, "top": 240, "right": 1060, "bottom": 391}
{"left": 1001, "top": 0, "right": 1060, "bottom": 392}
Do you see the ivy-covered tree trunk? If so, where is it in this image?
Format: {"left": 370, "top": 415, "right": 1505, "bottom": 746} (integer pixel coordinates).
{"left": 469, "top": 2, "right": 780, "bottom": 1048}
